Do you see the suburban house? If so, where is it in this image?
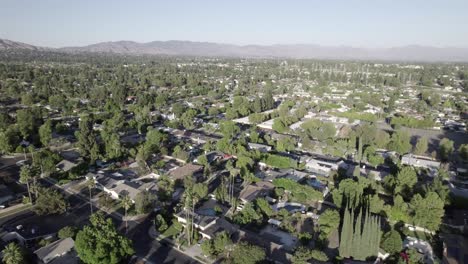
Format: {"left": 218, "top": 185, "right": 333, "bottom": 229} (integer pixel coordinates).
{"left": 248, "top": 142, "right": 273, "bottom": 153}
{"left": 92, "top": 173, "right": 158, "bottom": 203}
{"left": 168, "top": 163, "right": 204, "bottom": 182}
{"left": 401, "top": 154, "right": 440, "bottom": 171}
{"left": 55, "top": 159, "right": 78, "bottom": 173}
{"left": 237, "top": 181, "right": 275, "bottom": 211}
{"left": 34, "top": 237, "right": 77, "bottom": 264}
{"left": 303, "top": 154, "right": 346, "bottom": 176}
{"left": 174, "top": 211, "right": 237, "bottom": 240}
{"left": 346, "top": 165, "right": 391, "bottom": 181}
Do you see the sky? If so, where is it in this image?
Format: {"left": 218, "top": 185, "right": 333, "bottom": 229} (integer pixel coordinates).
{"left": 1, "top": 0, "right": 467, "bottom": 48}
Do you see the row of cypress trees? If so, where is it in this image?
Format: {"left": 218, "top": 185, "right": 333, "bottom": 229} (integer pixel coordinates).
{"left": 339, "top": 204, "right": 381, "bottom": 260}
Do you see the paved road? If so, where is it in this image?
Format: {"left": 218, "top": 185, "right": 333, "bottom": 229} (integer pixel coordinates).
{"left": 1, "top": 156, "right": 199, "bottom": 264}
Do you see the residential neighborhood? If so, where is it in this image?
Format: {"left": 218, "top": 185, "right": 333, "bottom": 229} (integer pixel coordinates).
{"left": 1, "top": 2, "right": 468, "bottom": 264}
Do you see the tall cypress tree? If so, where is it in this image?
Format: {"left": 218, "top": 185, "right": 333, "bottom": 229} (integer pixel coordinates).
{"left": 339, "top": 205, "right": 351, "bottom": 258}
{"left": 352, "top": 208, "right": 363, "bottom": 259}
{"left": 361, "top": 210, "right": 371, "bottom": 259}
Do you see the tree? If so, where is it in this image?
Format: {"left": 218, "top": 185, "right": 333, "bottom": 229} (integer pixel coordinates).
{"left": 395, "top": 166, "right": 418, "bottom": 195}
{"left": 439, "top": 138, "right": 454, "bottom": 161}
{"left": 229, "top": 242, "right": 265, "bottom": 264}
{"left": 121, "top": 195, "right": 132, "bottom": 233}
{"left": 201, "top": 231, "right": 232, "bottom": 257}
{"left": 310, "top": 250, "right": 329, "bottom": 262}
{"left": 414, "top": 137, "right": 428, "bottom": 155}
{"left": 172, "top": 102, "right": 186, "bottom": 118}
{"left": 58, "top": 226, "right": 77, "bottom": 239}
{"left": 318, "top": 209, "right": 340, "bottom": 238}
{"left": 255, "top": 198, "right": 273, "bottom": 217}
{"left": 75, "top": 116, "right": 100, "bottom": 162}
{"left": 75, "top": 213, "right": 134, "bottom": 264}
{"left": 381, "top": 230, "right": 403, "bottom": 254}
{"left": 16, "top": 108, "right": 36, "bottom": 139}
{"left": 388, "top": 130, "right": 412, "bottom": 155}
{"left": 154, "top": 214, "right": 168, "bottom": 232}
{"left": 340, "top": 206, "right": 381, "bottom": 260}
{"left": 459, "top": 144, "right": 468, "bottom": 162}
{"left": 292, "top": 247, "right": 312, "bottom": 264}
{"left": 135, "top": 190, "right": 155, "bottom": 214}
{"left": 0, "top": 127, "right": 20, "bottom": 154}
{"left": 220, "top": 121, "right": 240, "bottom": 138}
{"left": 1, "top": 243, "right": 24, "bottom": 264}
{"left": 38, "top": 120, "right": 53, "bottom": 147}
{"left": 410, "top": 192, "right": 445, "bottom": 231}
{"left": 19, "top": 165, "right": 33, "bottom": 204}
{"left": 34, "top": 187, "right": 68, "bottom": 215}
{"left": 86, "top": 178, "right": 95, "bottom": 215}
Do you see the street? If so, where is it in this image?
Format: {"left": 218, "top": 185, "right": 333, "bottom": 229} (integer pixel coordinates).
{"left": 0, "top": 156, "right": 199, "bottom": 264}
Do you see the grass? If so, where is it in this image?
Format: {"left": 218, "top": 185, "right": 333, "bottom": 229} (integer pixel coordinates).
{"left": 161, "top": 223, "right": 182, "bottom": 239}
{"left": 403, "top": 228, "right": 432, "bottom": 241}
{"left": 0, "top": 204, "right": 33, "bottom": 219}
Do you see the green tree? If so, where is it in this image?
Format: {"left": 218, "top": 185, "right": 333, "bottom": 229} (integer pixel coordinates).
{"left": 34, "top": 187, "right": 68, "bottom": 215}
{"left": 388, "top": 130, "right": 412, "bottom": 154}
{"left": 75, "top": 213, "right": 134, "bottom": 264}
{"left": 135, "top": 190, "right": 155, "bottom": 214}
{"left": 292, "top": 247, "right": 312, "bottom": 264}
{"left": 229, "top": 242, "right": 265, "bottom": 264}
{"left": 220, "top": 121, "right": 240, "bottom": 138}
{"left": 39, "top": 120, "right": 53, "bottom": 147}
{"left": 155, "top": 214, "right": 168, "bottom": 232}
{"left": 439, "top": 138, "right": 454, "bottom": 161}
{"left": 0, "top": 127, "right": 20, "bottom": 154}
{"left": 121, "top": 195, "right": 132, "bottom": 233}
{"left": 86, "top": 178, "right": 95, "bottom": 215}
{"left": 414, "top": 137, "right": 428, "bottom": 155}
{"left": 459, "top": 144, "right": 468, "bottom": 162}
{"left": 1, "top": 243, "right": 24, "bottom": 264}
{"left": 395, "top": 166, "right": 418, "bottom": 195}
{"left": 19, "top": 165, "right": 33, "bottom": 204}
{"left": 410, "top": 192, "right": 445, "bottom": 231}
{"left": 255, "top": 198, "right": 273, "bottom": 217}
{"left": 58, "top": 226, "right": 78, "bottom": 239}
{"left": 16, "top": 108, "right": 36, "bottom": 139}
{"left": 318, "top": 209, "right": 340, "bottom": 238}
{"left": 310, "top": 250, "right": 329, "bottom": 262}
{"left": 381, "top": 230, "right": 402, "bottom": 254}
{"left": 75, "top": 116, "right": 100, "bottom": 162}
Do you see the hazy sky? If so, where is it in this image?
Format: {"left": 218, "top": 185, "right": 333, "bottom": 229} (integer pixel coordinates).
{"left": 1, "top": 0, "right": 467, "bottom": 48}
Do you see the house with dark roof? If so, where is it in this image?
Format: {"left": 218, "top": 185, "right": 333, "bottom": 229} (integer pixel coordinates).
{"left": 237, "top": 181, "right": 275, "bottom": 211}
{"left": 167, "top": 163, "right": 204, "bottom": 182}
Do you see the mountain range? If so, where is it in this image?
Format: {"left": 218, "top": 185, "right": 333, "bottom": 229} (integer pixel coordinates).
{"left": 1, "top": 38, "right": 468, "bottom": 62}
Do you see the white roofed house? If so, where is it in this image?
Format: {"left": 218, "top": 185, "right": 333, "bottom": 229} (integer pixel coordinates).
{"left": 401, "top": 154, "right": 440, "bottom": 175}
{"left": 248, "top": 142, "right": 272, "bottom": 153}
{"left": 303, "top": 154, "right": 347, "bottom": 177}
{"left": 94, "top": 174, "right": 158, "bottom": 203}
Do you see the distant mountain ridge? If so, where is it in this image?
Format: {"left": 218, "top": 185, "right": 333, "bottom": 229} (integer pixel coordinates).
{"left": 1, "top": 38, "right": 468, "bottom": 62}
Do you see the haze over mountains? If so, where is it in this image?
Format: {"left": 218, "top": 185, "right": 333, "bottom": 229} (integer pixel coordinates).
{"left": 1, "top": 38, "right": 468, "bottom": 62}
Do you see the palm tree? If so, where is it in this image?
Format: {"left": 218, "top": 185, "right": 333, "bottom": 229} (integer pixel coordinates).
{"left": 19, "top": 165, "right": 33, "bottom": 204}
{"left": 86, "top": 178, "right": 96, "bottom": 215}
{"left": 2, "top": 243, "right": 24, "bottom": 264}
{"left": 121, "top": 194, "right": 132, "bottom": 233}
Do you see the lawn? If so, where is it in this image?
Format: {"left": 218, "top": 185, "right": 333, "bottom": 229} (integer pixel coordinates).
{"left": 161, "top": 223, "right": 182, "bottom": 239}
